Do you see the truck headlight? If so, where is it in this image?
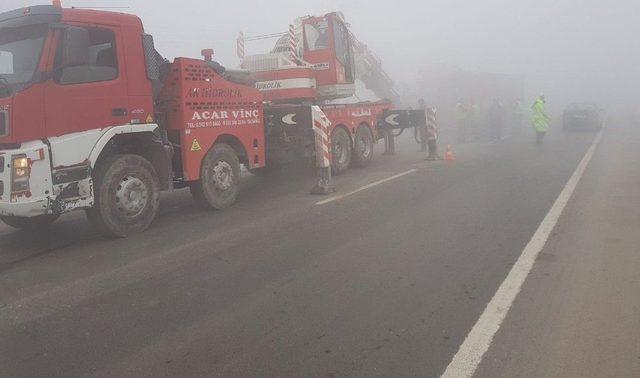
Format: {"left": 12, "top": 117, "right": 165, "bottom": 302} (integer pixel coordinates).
{"left": 11, "top": 155, "right": 30, "bottom": 193}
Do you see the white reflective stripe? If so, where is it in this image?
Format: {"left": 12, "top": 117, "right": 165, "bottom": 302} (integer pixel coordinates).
{"left": 316, "top": 169, "right": 417, "bottom": 206}
{"left": 255, "top": 78, "right": 316, "bottom": 91}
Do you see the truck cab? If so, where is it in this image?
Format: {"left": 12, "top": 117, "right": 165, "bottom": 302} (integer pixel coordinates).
{"left": 300, "top": 12, "right": 355, "bottom": 99}
{"left": 242, "top": 12, "right": 357, "bottom": 102}
{"left": 0, "top": 5, "right": 164, "bottom": 234}
{"left": 0, "top": 3, "right": 273, "bottom": 237}
{"left": 0, "top": 5, "right": 155, "bottom": 145}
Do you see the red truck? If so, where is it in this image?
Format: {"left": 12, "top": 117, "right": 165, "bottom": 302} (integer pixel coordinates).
{"left": 0, "top": 3, "right": 420, "bottom": 237}
{"left": 239, "top": 12, "right": 403, "bottom": 174}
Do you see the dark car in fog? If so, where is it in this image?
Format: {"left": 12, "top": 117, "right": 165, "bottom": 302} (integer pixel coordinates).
{"left": 563, "top": 103, "right": 605, "bottom": 131}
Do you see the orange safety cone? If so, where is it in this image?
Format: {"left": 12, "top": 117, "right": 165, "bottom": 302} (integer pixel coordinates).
{"left": 444, "top": 145, "right": 457, "bottom": 161}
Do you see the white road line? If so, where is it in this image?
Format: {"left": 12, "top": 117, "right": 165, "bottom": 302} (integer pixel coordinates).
{"left": 316, "top": 169, "right": 417, "bottom": 206}
{"left": 442, "top": 130, "right": 603, "bottom": 378}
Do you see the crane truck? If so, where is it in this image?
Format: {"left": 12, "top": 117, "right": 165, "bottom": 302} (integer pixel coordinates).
{"left": 0, "top": 3, "right": 422, "bottom": 237}
{"left": 239, "top": 12, "right": 406, "bottom": 174}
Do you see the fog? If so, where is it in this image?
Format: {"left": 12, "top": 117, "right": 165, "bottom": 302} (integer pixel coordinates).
{"left": 4, "top": 0, "right": 639, "bottom": 114}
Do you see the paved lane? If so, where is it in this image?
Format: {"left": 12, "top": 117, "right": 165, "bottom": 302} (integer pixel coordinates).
{"left": 476, "top": 123, "right": 640, "bottom": 378}
{"left": 0, "top": 129, "right": 596, "bottom": 377}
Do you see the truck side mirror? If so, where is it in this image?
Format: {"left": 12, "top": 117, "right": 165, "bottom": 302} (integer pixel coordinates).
{"left": 61, "top": 26, "right": 89, "bottom": 68}
{"left": 142, "top": 34, "right": 160, "bottom": 81}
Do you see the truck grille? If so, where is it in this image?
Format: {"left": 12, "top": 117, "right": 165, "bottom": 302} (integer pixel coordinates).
{"left": 0, "top": 111, "right": 7, "bottom": 137}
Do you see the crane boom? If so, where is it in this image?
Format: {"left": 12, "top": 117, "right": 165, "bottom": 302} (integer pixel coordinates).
{"left": 349, "top": 31, "right": 400, "bottom": 102}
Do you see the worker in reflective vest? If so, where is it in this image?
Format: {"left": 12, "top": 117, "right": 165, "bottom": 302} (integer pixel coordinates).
{"left": 531, "top": 95, "right": 550, "bottom": 144}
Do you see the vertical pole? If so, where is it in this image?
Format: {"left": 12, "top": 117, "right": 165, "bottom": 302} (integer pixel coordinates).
{"left": 426, "top": 107, "right": 439, "bottom": 159}
{"left": 418, "top": 104, "right": 428, "bottom": 152}
{"left": 311, "top": 106, "right": 335, "bottom": 195}
{"left": 288, "top": 24, "right": 297, "bottom": 64}
{"left": 236, "top": 32, "right": 245, "bottom": 63}
{"left": 383, "top": 129, "right": 396, "bottom": 155}
{"left": 427, "top": 108, "right": 438, "bottom": 136}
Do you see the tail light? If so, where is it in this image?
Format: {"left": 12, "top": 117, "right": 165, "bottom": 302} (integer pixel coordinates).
{"left": 11, "top": 155, "right": 30, "bottom": 193}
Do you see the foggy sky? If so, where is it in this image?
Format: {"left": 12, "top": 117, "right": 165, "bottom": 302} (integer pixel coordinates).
{"left": 3, "top": 0, "right": 639, "bottom": 112}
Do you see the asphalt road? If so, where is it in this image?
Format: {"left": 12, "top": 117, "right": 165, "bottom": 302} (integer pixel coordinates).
{"left": 475, "top": 123, "right": 640, "bottom": 377}
{"left": 0, "top": 124, "right": 633, "bottom": 377}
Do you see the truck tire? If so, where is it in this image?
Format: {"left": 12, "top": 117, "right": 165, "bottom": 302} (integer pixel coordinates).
{"left": 190, "top": 143, "right": 240, "bottom": 210}
{"left": 87, "top": 154, "right": 160, "bottom": 238}
{"left": 352, "top": 125, "right": 374, "bottom": 168}
{"left": 331, "top": 127, "right": 352, "bottom": 175}
{"left": 0, "top": 214, "right": 59, "bottom": 231}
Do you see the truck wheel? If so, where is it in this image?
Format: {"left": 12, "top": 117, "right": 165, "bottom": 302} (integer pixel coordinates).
{"left": 87, "top": 154, "right": 160, "bottom": 238}
{"left": 0, "top": 214, "right": 59, "bottom": 231}
{"left": 191, "top": 143, "right": 240, "bottom": 210}
{"left": 352, "top": 125, "right": 374, "bottom": 168}
{"left": 331, "top": 127, "right": 352, "bottom": 175}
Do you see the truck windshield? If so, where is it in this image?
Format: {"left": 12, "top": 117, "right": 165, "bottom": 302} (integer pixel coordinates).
{"left": 305, "top": 20, "right": 329, "bottom": 51}
{"left": 0, "top": 23, "right": 48, "bottom": 90}
{"left": 332, "top": 19, "right": 349, "bottom": 67}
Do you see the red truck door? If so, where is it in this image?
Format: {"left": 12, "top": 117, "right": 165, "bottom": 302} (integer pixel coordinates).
{"left": 44, "top": 24, "right": 129, "bottom": 138}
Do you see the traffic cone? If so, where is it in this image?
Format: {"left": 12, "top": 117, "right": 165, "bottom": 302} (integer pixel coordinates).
{"left": 444, "top": 145, "right": 456, "bottom": 161}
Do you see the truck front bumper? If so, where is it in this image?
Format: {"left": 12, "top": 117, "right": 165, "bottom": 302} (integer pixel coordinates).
{"left": 0, "top": 198, "right": 50, "bottom": 218}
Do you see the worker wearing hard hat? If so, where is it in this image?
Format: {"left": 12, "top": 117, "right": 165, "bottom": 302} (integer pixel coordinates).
{"left": 531, "top": 95, "right": 551, "bottom": 144}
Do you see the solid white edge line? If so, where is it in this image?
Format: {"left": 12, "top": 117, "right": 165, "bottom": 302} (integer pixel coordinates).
{"left": 441, "top": 130, "right": 603, "bottom": 378}
{"left": 315, "top": 169, "right": 417, "bottom": 206}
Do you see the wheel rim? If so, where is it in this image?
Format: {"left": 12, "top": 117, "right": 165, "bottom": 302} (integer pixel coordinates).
{"left": 333, "top": 137, "right": 347, "bottom": 165}
{"left": 115, "top": 176, "right": 149, "bottom": 219}
{"left": 357, "top": 134, "right": 372, "bottom": 158}
{"left": 212, "top": 160, "right": 234, "bottom": 192}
